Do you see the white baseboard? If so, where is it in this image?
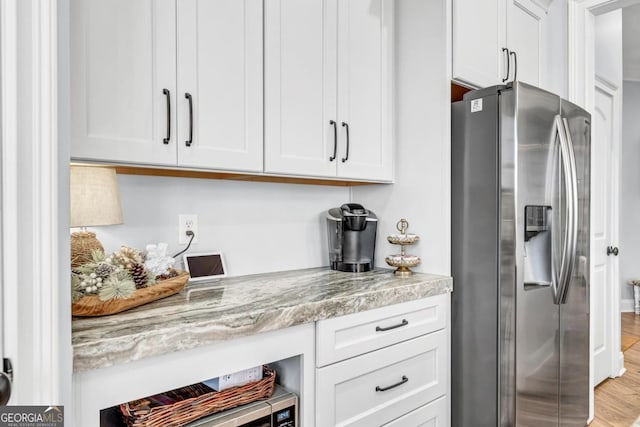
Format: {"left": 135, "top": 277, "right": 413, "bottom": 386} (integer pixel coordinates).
{"left": 617, "top": 351, "right": 627, "bottom": 377}
{"left": 622, "top": 299, "right": 635, "bottom": 313}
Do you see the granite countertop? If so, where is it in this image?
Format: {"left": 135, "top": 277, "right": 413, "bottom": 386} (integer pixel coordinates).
{"left": 72, "top": 267, "right": 452, "bottom": 372}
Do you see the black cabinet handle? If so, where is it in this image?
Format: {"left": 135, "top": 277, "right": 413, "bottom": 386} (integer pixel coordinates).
{"left": 510, "top": 51, "right": 518, "bottom": 82}
{"left": 163, "top": 89, "right": 171, "bottom": 144}
{"left": 185, "top": 93, "right": 193, "bottom": 147}
{"left": 376, "top": 319, "right": 409, "bottom": 332}
{"left": 341, "top": 122, "right": 350, "bottom": 162}
{"left": 375, "top": 376, "right": 408, "bottom": 392}
{"left": 502, "top": 48, "right": 510, "bottom": 83}
{"left": 329, "top": 120, "right": 337, "bottom": 161}
{"left": 607, "top": 246, "right": 619, "bottom": 256}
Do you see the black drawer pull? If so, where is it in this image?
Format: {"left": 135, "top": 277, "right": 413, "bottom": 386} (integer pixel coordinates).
{"left": 329, "top": 120, "right": 337, "bottom": 161}
{"left": 376, "top": 376, "right": 408, "bottom": 392}
{"left": 376, "top": 319, "right": 408, "bottom": 332}
{"left": 163, "top": 89, "right": 171, "bottom": 144}
{"left": 185, "top": 92, "right": 193, "bottom": 147}
{"left": 341, "top": 122, "right": 350, "bottom": 162}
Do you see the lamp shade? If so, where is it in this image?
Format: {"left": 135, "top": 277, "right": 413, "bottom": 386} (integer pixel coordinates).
{"left": 70, "top": 165, "right": 123, "bottom": 227}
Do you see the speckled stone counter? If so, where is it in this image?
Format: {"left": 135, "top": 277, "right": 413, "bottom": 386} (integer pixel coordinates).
{"left": 72, "top": 267, "right": 452, "bottom": 372}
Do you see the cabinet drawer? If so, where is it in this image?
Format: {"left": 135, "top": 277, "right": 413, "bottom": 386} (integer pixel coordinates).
{"left": 382, "top": 395, "right": 448, "bottom": 427}
{"left": 316, "top": 330, "right": 448, "bottom": 427}
{"left": 316, "top": 293, "right": 448, "bottom": 367}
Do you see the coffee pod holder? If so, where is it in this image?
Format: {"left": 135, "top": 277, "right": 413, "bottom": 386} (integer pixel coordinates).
{"left": 385, "top": 218, "right": 421, "bottom": 277}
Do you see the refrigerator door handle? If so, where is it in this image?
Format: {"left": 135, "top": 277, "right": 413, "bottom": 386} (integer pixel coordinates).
{"left": 559, "top": 118, "right": 579, "bottom": 304}
{"left": 553, "top": 115, "right": 575, "bottom": 305}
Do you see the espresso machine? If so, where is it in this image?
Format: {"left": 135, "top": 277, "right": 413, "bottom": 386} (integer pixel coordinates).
{"left": 326, "top": 203, "right": 377, "bottom": 272}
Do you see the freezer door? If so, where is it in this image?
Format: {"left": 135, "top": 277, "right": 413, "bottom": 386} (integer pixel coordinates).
{"left": 509, "top": 83, "right": 562, "bottom": 427}
{"left": 559, "top": 100, "right": 590, "bottom": 427}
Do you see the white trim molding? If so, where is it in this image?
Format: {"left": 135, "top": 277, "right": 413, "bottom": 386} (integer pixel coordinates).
{"left": 0, "top": 0, "right": 20, "bottom": 405}
{"left": 1, "top": 0, "right": 70, "bottom": 409}
{"left": 568, "top": 0, "right": 640, "bottom": 422}
{"left": 621, "top": 299, "right": 635, "bottom": 312}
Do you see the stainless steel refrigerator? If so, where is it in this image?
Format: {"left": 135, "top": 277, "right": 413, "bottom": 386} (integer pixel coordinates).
{"left": 451, "top": 82, "right": 590, "bottom": 427}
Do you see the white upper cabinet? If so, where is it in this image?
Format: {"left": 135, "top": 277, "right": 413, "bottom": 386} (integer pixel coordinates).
{"left": 71, "top": 0, "right": 262, "bottom": 173}
{"left": 452, "top": 0, "right": 506, "bottom": 88}
{"left": 452, "top": 0, "right": 547, "bottom": 88}
{"left": 336, "top": 0, "right": 393, "bottom": 181}
{"left": 176, "top": 0, "right": 263, "bottom": 172}
{"left": 265, "top": 0, "right": 394, "bottom": 182}
{"left": 71, "top": 0, "right": 394, "bottom": 182}
{"left": 264, "top": 0, "right": 338, "bottom": 177}
{"left": 507, "top": 0, "right": 547, "bottom": 87}
{"left": 70, "top": 0, "right": 177, "bottom": 166}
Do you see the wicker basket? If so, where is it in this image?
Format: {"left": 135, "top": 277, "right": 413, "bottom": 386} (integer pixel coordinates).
{"left": 120, "top": 366, "right": 276, "bottom": 427}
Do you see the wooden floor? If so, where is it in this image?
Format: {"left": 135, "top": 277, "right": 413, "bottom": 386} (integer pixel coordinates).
{"left": 590, "top": 313, "right": 640, "bottom": 426}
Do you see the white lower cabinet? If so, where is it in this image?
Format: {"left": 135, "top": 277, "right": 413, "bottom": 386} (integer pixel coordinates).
{"left": 315, "top": 295, "right": 451, "bottom": 427}
{"left": 383, "top": 396, "right": 449, "bottom": 427}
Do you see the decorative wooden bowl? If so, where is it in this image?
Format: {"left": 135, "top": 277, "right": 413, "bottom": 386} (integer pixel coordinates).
{"left": 72, "top": 270, "right": 190, "bottom": 317}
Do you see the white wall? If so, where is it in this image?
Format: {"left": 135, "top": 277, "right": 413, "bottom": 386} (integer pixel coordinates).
{"left": 352, "top": 0, "right": 451, "bottom": 276}
{"left": 98, "top": 175, "right": 350, "bottom": 276}
{"left": 544, "top": 0, "right": 568, "bottom": 98}
{"left": 620, "top": 80, "right": 640, "bottom": 306}
{"left": 595, "top": 9, "right": 623, "bottom": 86}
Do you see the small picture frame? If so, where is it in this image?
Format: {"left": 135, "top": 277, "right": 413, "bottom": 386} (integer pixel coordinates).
{"left": 183, "top": 252, "right": 227, "bottom": 282}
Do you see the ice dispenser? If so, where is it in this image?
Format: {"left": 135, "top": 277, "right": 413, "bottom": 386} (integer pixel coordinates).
{"left": 523, "top": 205, "right": 553, "bottom": 290}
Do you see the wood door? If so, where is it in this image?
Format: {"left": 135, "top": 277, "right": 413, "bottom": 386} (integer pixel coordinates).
{"left": 176, "top": 0, "right": 263, "bottom": 172}
{"left": 592, "top": 79, "right": 621, "bottom": 385}
{"left": 507, "top": 0, "right": 546, "bottom": 87}
{"left": 264, "top": 0, "right": 338, "bottom": 177}
{"left": 70, "top": 0, "right": 177, "bottom": 165}
{"left": 335, "top": 0, "right": 393, "bottom": 182}
{"left": 452, "top": 0, "right": 506, "bottom": 88}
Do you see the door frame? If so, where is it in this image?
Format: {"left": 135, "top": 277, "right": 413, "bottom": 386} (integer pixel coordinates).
{"left": 593, "top": 75, "right": 623, "bottom": 383}
{"left": 0, "top": 0, "right": 20, "bottom": 405}
{"left": 568, "top": 0, "right": 640, "bottom": 422}
{"left": 0, "top": 0, "right": 71, "bottom": 409}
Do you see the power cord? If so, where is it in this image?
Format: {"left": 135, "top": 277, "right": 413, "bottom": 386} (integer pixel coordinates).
{"left": 172, "top": 230, "right": 195, "bottom": 258}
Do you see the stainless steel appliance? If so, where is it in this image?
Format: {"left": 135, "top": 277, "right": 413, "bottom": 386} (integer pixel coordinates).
{"left": 326, "top": 203, "right": 378, "bottom": 272}
{"left": 186, "top": 385, "right": 297, "bottom": 427}
{"left": 451, "top": 82, "right": 590, "bottom": 427}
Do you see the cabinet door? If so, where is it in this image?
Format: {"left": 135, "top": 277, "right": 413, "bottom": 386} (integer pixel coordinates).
{"left": 177, "top": 0, "right": 263, "bottom": 172}
{"left": 70, "top": 0, "right": 177, "bottom": 165}
{"left": 264, "top": 0, "right": 338, "bottom": 177}
{"left": 452, "top": 0, "right": 507, "bottom": 88}
{"left": 507, "top": 0, "right": 547, "bottom": 87}
{"left": 336, "top": 0, "right": 393, "bottom": 182}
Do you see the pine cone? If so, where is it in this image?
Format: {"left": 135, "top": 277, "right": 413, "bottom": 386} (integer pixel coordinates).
{"left": 94, "top": 262, "right": 115, "bottom": 279}
{"left": 130, "top": 263, "right": 148, "bottom": 289}
{"left": 111, "top": 246, "right": 144, "bottom": 270}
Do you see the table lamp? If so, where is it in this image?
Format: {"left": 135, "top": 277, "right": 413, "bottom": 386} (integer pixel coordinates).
{"left": 70, "top": 165, "right": 123, "bottom": 268}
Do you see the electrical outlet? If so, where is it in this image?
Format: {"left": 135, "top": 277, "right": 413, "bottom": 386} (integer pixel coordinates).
{"left": 178, "top": 214, "right": 198, "bottom": 244}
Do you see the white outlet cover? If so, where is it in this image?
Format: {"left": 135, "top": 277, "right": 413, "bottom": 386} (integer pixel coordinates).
{"left": 179, "top": 214, "right": 198, "bottom": 244}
